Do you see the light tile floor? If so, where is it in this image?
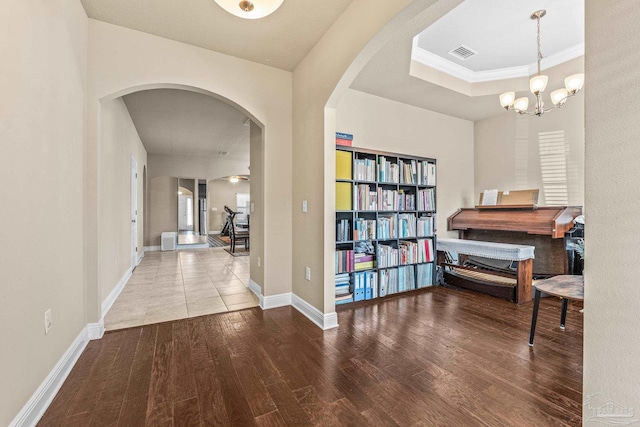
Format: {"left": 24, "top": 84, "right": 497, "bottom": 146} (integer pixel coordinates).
{"left": 104, "top": 247, "right": 258, "bottom": 330}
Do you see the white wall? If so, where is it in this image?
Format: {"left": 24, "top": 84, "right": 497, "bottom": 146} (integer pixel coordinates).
{"left": 584, "top": 0, "right": 640, "bottom": 422}
{"left": 99, "top": 97, "right": 147, "bottom": 302}
{"left": 336, "top": 90, "right": 475, "bottom": 233}
{"left": 86, "top": 20, "right": 292, "bottom": 311}
{"left": 0, "top": 0, "right": 88, "bottom": 425}
{"left": 474, "top": 58, "right": 585, "bottom": 207}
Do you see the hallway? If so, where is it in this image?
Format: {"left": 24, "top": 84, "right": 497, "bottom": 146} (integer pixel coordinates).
{"left": 104, "top": 248, "right": 258, "bottom": 330}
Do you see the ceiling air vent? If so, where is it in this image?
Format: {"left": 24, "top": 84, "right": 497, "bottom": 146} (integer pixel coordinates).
{"left": 218, "top": 151, "right": 228, "bottom": 156}
{"left": 448, "top": 45, "right": 477, "bottom": 61}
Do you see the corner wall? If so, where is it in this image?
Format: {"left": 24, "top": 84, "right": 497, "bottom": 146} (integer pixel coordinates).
{"left": 584, "top": 0, "right": 640, "bottom": 420}
{"left": 99, "top": 98, "right": 147, "bottom": 302}
{"left": 0, "top": 1, "right": 88, "bottom": 425}
{"left": 336, "top": 89, "right": 475, "bottom": 232}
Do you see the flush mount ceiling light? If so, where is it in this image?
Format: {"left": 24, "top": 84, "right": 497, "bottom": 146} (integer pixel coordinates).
{"left": 214, "top": 0, "right": 284, "bottom": 19}
{"left": 499, "top": 10, "right": 584, "bottom": 116}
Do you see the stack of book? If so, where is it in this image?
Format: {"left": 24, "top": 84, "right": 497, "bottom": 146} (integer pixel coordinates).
{"left": 377, "top": 188, "right": 398, "bottom": 211}
{"left": 377, "top": 244, "right": 399, "bottom": 268}
{"left": 335, "top": 249, "right": 354, "bottom": 273}
{"left": 378, "top": 156, "right": 399, "bottom": 183}
{"left": 417, "top": 216, "right": 434, "bottom": 237}
{"left": 398, "top": 190, "right": 416, "bottom": 210}
{"left": 398, "top": 213, "right": 416, "bottom": 238}
{"left": 354, "top": 218, "right": 376, "bottom": 241}
{"left": 398, "top": 266, "right": 416, "bottom": 292}
{"left": 399, "top": 159, "right": 417, "bottom": 184}
{"left": 399, "top": 240, "right": 418, "bottom": 265}
{"left": 377, "top": 214, "right": 397, "bottom": 240}
{"left": 417, "top": 238, "right": 434, "bottom": 263}
{"left": 354, "top": 184, "right": 377, "bottom": 210}
{"left": 418, "top": 188, "right": 436, "bottom": 211}
{"left": 417, "top": 264, "right": 434, "bottom": 288}
{"left": 335, "top": 273, "right": 353, "bottom": 305}
{"left": 336, "top": 219, "right": 351, "bottom": 241}
{"left": 379, "top": 268, "right": 399, "bottom": 296}
{"left": 354, "top": 158, "right": 376, "bottom": 181}
{"left": 354, "top": 253, "right": 375, "bottom": 271}
{"left": 336, "top": 132, "right": 353, "bottom": 147}
{"left": 418, "top": 161, "right": 436, "bottom": 185}
{"left": 353, "top": 271, "right": 378, "bottom": 301}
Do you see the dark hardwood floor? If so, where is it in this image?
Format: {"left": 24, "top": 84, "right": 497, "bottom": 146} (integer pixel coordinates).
{"left": 38, "top": 287, "right": 583, "bottom": 426}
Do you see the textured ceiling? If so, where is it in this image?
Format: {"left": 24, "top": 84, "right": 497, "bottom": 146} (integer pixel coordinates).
{"left": 416, "top": 0, "right": 583, "bottom": 73}
{"left": 123, "top": 89, "right": 250, "bottom": 161}
{"left": 80, "top": 0, "right": 354, "bottom": 71}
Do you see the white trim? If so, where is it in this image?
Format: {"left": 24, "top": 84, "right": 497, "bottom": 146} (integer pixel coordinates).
{"left": 291, "top": 293, "right": 338, "bottom": 330}
{"left": 144, "top": 246, "right": 161, "bottom": 252}
{"left": 262, "top": 293, "right": 292, "bottom": 310}
{"left": 208, "top": 231, "right": 221, "bottom": 235}
{"left": 411, "top": 36, "right": 584, "bottom": 84}
{"left": 136, "top": 251, "right": 145, "bottom": 266}
{"left": 9, "top": 327, "right": 89, "bottom": 427}
{"left": 101, "top": 267, "right": 132, "bottom": 316}
{"left": 247, "top": 278, "right": 264, "bottom": 307}
{"left": 87, "top": 319, "right": 105, "bottom": 340}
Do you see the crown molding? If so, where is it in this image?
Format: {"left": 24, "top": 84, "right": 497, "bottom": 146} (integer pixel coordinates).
{"left": 411, "top": 36, "right": 584, "bottom": 84}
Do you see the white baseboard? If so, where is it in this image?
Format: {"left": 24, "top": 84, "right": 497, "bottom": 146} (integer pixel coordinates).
{"left": 208, "top": 231, "right": 221, "bottom": 235}
{"left": 144, "top": 246, "right": 161, "bottom": 252}
{"left": 136, "top": 251, "right": 145, "bottom": 266}
{"left": 176, "top": 243, "right": 209, "bottom": 250}
{"left": 87, "top": 319, "right": 105, "bottom": 340}
{"left": 9, "top": 327, "right": 89, "bottom": 427}
{"left": 101, "top": 267, "right": 132, "bottom": 317}
{"left": 247, "top": 279, "right": 263, "bottom": 306}
{"left": 291, "top": 293, "right": 339, "bottom": 330}
{"left": 262, "top": 293, "right": 292, "bottom": 309}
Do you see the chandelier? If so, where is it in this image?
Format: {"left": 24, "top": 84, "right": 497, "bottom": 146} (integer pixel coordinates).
{"left": 214, "top": 0, "right": 284, "bottom": 19}
{"left": 499, "top": 10, "right": 584, "bottom": 116}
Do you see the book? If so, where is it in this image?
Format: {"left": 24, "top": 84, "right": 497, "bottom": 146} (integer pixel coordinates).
{"left": 336, "top": 150, "right": 352, "bottom": 180}
{"left": 336, "top": 182, "right": 352, "bottom": 211}
{"left": 336, "top": 132, "right": 353, "bottom": 140}
{"left": 336, "top": 138, "right": 352, "bottom": 147}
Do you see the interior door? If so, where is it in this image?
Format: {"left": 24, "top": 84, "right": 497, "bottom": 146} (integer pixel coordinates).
{"left": 131, "top": 157, "right": 138, "bottom": 270}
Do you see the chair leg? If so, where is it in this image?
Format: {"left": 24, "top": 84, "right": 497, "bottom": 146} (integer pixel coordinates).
{"left": 560, "top": 299, "right": 569, "bottom": 330}
{"left": 529, "top": 289, "right": 541, "bottom": 347}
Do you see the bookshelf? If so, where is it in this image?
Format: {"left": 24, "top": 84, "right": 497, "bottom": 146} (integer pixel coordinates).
{"left": 335, "top": 145, "right": 437, "bottom": 306}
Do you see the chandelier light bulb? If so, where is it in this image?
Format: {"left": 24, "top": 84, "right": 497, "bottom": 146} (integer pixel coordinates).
{"left": 529, "top": 75, "right": 548, "bottom": 95}
{"left": 513, "top": 97, "right": 529, "bottom": 113}
{"left": 499, "top": 91, "right": 516, "bottom": 109}
{"left": 214, "top": 0, "right": 284, "bottom": 19}
{"left": 551, "top": 88, "right": 569, "bottom": 107}
{"left": 565, "top": 73, "right": 585, "bottom": 94}
{"left": 230, "top": 177, "right": 239, "bottom": 183}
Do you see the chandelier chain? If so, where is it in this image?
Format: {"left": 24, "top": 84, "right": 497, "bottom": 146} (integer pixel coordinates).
{"left": 536, "top": 15, "right": 542, "bottom": 75}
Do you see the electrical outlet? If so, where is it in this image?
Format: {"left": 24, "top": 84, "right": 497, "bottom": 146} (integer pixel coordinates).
{"left": 44, "top": 309, "right": 52, "bottom": 335}
{"left": 258, "top": 257, "right": 261, "bottom": 267}
{"left": 302, "top": 200, "right": 308, "bottom": 213}
{"left": 305, "top": 267, "right": 311, "bottom": 281}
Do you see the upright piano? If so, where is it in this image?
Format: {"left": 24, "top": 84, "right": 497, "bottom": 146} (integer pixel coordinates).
{"left": 443, "top": 206, "right": 582, "bottom": 302}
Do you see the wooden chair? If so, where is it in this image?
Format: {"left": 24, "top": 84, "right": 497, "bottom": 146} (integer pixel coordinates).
{"left": 229, "top": 221, "right": 249, "bottom": 253}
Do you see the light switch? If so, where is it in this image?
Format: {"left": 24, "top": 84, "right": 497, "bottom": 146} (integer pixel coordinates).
{"left": 251, "top": 202, "right": 255, "bottom": 213}
{"left": 302, "top": 200, "right": 308, "bottom": 213}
